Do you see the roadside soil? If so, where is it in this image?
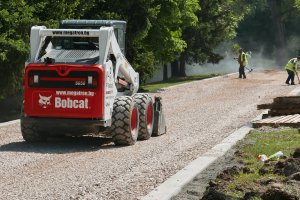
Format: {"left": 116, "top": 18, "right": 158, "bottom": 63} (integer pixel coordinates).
{"left": 172, "top": 145, "right": 240, "bottom": 200}
{"left": 173, "top": 127, "right": 300, "bottom": 200}
{"left": 0, "top": 70, "right": 297, "bottom": 200}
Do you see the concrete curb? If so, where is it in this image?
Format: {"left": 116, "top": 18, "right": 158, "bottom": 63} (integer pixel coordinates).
{"left": 141, "top": 87, "right": 300, "bottom": 200}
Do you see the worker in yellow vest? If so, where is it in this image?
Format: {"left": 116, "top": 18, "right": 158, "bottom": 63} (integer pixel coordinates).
{"left": 237, "top": 48, "right": 248, "bottom": 79}
{"left": 285, "top": 56, "right": 300, "bottom": 85}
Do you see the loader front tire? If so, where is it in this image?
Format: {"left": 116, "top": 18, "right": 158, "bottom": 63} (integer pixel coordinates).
{"left": 133, "top": 94, "right": 154, "bottom": 140}
{"left": 111, "top": 96, "right": 139, "bottom": 146}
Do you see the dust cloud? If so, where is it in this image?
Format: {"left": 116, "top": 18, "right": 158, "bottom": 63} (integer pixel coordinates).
{"left": 147, "top": 44, "right": 284, "bottom": 83}
{"left": 186, "top": 47, "right": 279, "bottom": 76}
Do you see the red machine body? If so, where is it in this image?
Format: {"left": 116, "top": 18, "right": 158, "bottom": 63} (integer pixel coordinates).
{"left": 23, "top": 63, "right": 105, "bottom": 119}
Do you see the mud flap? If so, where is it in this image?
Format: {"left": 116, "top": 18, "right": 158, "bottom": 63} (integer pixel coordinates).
{"left": 152, "top": 96, "right": 167, "bottom": 136}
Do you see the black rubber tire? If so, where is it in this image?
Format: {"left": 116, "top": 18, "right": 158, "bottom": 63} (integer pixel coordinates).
{"left": 111, "top": 96, "right": 139, "bottom": 146}
{"left": 21, "top": 121, "right": 47, "bottom": 142}
{"left": 133, "top": 94, "right": 154, "bottom": 140}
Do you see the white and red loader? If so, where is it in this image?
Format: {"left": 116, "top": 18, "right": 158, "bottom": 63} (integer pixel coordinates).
{"left": 21, "top": 20, "right": 166, "bottom": 145}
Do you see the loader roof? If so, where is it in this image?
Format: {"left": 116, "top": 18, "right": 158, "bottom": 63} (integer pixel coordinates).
{"left": 59, "top": 20, "right": 127, "bottom": 55}
{"left": 60, "top": 20, "right": 126, "bottom": 31}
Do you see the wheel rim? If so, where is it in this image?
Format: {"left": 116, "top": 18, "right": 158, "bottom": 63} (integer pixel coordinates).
{"left": 131, "top": 107, "right": 138, "bottom": 135}
{"left": 147, "top": 103, "right": 153, "bottom": 130}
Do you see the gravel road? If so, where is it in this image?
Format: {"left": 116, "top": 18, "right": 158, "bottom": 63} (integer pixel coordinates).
{"left": 0, "top": 70, "right": 295, "bottom": 200}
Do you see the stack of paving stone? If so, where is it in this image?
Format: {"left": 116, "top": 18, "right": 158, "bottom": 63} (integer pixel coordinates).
{"left": 253, "top": 96, "right": 300, "bottom": 128}
{"left": 257, "top": 96, "right": 300, "bottom": 116}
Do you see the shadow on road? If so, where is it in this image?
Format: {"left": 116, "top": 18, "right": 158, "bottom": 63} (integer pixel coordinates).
{"left": 0, "top": 136, "right": 119, "bottom": 154}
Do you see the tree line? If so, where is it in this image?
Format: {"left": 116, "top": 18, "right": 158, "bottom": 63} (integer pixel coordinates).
{"left": 237, "top": 0, "right": 300, "bottom": 65}
{"left": 1, "top": 0, "right": 300, "bottom": 99}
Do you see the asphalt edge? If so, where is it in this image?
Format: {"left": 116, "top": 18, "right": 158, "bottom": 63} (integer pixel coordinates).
{"left": 141, "top": 86, "right": 300, "bottom": 200}
{"left": 0, "top": 119, "right": 20, "bottom": 127}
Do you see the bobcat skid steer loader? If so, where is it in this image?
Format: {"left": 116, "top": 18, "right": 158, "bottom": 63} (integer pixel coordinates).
{"left": 21, "top": 20, "right": 166, "bottom": 145}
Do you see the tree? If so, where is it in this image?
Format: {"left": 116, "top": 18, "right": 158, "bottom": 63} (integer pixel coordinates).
{"left": 266, "top": 0, "right": 297, "bottom": 64}
{"left": 0, "top": 0, "right": 35, "bottom": 98}
{"left": 178, "top": 0, "right": 250, "bottom": 77}
{"left": 237, "top": 0, "right": 300, "bottom": 65}
{"left": 145, "top": 0, "right": 199, "bottom": 79}
{"left": 236, "top": 1, "right": 273, "bottom": 55}
{"left": 83, "top": 0, "right": 199, "bottom": 82}
{"left": 83, "top": 0, "right": 159, "bottom": 83}
{"left": 0, "top": 0, "right": 97, "bottom": 98}
{"left": 26, "top": 0, "right": 94, "bottom": 27}
{"left": 296, "top": 0, "right": 300, "bottom": 8}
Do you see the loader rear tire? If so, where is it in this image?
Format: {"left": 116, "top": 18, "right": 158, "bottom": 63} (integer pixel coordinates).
{"left": 21, "top": 122, "right": 47, "bottom": 142}
{"left": 111, "top": 96, "right": 139, "bottom": 146}
{"left": 133, "top": 94, "right": 154, "bottom": 140}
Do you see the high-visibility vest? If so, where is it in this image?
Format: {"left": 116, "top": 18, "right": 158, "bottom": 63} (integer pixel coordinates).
{"left": 239, "top": 52, "right": 248, "bottom": 67}
{"left": 285, "top": 58, "right": 298, "bottom": 73}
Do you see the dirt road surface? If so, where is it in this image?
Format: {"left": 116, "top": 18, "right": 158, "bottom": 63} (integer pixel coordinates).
{"left": 0, "top": 70, "right": 296, "bottom": 200}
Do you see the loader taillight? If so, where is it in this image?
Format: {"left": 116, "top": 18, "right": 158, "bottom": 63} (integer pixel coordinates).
{"left": 29, "top": 75, "right": 39, "bottom": 86}
{"left": 29, "top": 76, "right": 34, "bottom": 85}
{"left": 87, "top": 76, "right": 98, "bottom": 87}
{"left": 34, "top": 75, "right": 39, "bottom": 83}
{"left": 88, "top": 76, "right": 93, "bottom": 84}
{"left": 92, "top": 78, "right": 98, "bottom": 87}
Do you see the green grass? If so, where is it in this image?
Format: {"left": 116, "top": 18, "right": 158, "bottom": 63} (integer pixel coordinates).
{"left": 140, "top": 73, "right": 221, "bottom": 92}
{"left": 243, "top": 129, "right": 300, "bottom": 165}
{"left": 225, "top": 128, "right": 300, "bottom": 198}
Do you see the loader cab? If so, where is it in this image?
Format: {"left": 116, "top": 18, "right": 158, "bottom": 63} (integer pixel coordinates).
{"left": 59, "top": 20, "right": 126, "bottom": 55}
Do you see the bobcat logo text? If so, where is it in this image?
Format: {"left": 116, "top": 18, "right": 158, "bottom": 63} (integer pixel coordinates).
{"left": 55, "top": 97, "right": 89, "bottom": 109}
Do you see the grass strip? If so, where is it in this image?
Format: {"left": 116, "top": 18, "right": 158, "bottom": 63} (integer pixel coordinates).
{"left": 225, "top": 128, "right": 300, "bottom": 198}
{"left": 140, "top": 73, "right": 221, "bottom": 92}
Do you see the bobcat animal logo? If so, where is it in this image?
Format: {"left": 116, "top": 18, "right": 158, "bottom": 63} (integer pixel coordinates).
{"left": 39, "top": 94, "right": 52, "bottom": 108}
